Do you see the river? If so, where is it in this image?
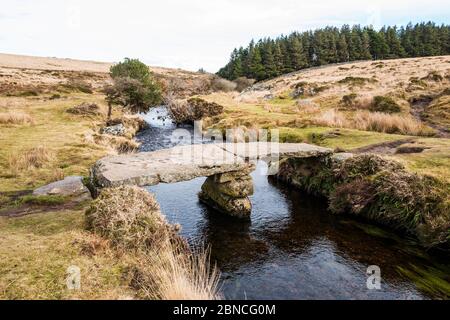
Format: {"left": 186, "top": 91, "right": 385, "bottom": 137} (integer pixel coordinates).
{"left": 136, "top": 107, "right": 450, "bottom": 300}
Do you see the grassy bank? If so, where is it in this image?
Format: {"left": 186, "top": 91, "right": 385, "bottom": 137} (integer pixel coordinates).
{"left": 276, "top": 154, "right": 450, "bottom": 248}
{"left": 0, "top": 89, "right": 219, "bottom": 299}
{"left": 0, "top": 209, "right": 132, "bottom": 299}
{"left": 0, "top": 93, "right": 110, "bottom": 194}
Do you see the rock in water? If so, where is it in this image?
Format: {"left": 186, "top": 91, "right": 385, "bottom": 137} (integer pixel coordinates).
{"left": 199, "top": 172, "right": 253, "bottom": 219}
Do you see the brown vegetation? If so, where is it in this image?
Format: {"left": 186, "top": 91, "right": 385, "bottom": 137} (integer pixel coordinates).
{"left": 210, "top": 77, "right": 237, "bottom": 92}
{"left": 7, "top": 146, "right": 54, "bottom": 176}
{"left": 312, "top": 109, "right": 434, "bottom": 136}
{"left": 370, "top": 96, "right": 402, "bottom": 113}
{"left": 92, "top": 134, "right": 140, "bottom": 154}
{"left": 167, "top": 96, "right": 224, "bottom": 124}
{"left": 86, "top": 186, "right": 221, "bottom": 300}
{"left": 0, "top": 112, "right": 34, "bottom": 125}
{"left": 353, "top": 111, "right": 434, "bottom": 136}
{"left": 67, "top": 102, "right": 104, "bottom": 117}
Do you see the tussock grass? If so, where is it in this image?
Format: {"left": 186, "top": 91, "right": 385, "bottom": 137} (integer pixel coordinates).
{"left": 92, "top": 134, "right": 139, "bottom": 154}
{"left": 313, "top": 109, "right": 348, "bottom": 128}
{"left": 0, "top": 112, "right": 34, "bottom": 125}
{"left": 338, "top": 76, "right": 377, "bottom": 86}
{"left": 7, "top": 146, "right": 54, "bottom": 176}
{"left": 354, "top": 111, "right": 434, "bottom": 136}
{"left": 67, "top": 103, "right": 104, "bottom": 117}
{"left": 0, "top": 210, "right": 133, "bottom": 300}
{"left": 86, "top": 186, "right": 169, "bottom": 251}
{"left": 132, "top": 243, "right": 221, "bottom": 300}
{"left": 86, "top": 186, "right": 221, "bottom": 300}
{"left": 312, "top": 109, "right": 434, "bottom": 136}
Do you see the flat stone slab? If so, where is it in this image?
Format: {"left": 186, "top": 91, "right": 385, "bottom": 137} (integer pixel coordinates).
{"left": 91, "top": 143, "right": 333, "bottom": 188}
{"left": 219, "top": 142, "right": 333, "bottom": 160}
{"left": 33, "top": 176, "right": 91, "bottom": 200}
{"left": 92, "top": 144, "right": 254, "bottom": 188}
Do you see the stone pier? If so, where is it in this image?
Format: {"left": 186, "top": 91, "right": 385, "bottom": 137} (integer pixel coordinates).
{"left": 199, "top": 171, "right": 254, "bottom": 218}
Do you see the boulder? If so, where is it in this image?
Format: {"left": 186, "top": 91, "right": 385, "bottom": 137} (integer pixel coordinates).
{"left": 199, "top": 172, "right": 253, "bottom": 218}
{"left": 33, "top": 176, "right": 91, "bottom": 201}
{"left": 101, "top": 124, "right": 126, "bottom": 136}
{"left": 214, "top": 175, "right": 254, "bottom": 198}
{"left": 199, "top": 177, "right": 252, "bottom": 219}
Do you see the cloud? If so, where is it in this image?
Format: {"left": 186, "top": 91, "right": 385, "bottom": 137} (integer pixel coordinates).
{"left": 0, "top": 0, "right": 448, "bottom": 71}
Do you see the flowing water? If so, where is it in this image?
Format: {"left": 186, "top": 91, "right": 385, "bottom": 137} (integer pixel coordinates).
{"left": 136, "top": 107, "right": 450, "bottom": 300}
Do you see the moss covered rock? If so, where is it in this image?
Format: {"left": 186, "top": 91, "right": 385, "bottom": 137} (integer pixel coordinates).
{"left": 199, "top": 174, "right": 252, "bottom": 218}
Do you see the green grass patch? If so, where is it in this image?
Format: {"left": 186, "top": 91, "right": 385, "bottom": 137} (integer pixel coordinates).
{"left": 278, "top": 126, "right": 408, "bottom": 150}
{"left": 0, "top": 210, "right": 131, "bottom": 299}
{"left": 338, "top": 76, "right": 377, "bottom": 86}
{"left": 18, "top": 195, "right": 67, "bottom": 206}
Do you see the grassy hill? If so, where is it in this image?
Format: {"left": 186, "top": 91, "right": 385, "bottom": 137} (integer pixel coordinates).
{"left": 0, "top": 53, "right": 449, "bottom": 299}
{"left": 201, "top": 56, "right": 450, "bottom": 181}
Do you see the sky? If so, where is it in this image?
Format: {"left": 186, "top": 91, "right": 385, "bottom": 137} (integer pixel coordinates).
{"left": 0, "top": 0, "right": 449, "bottom": 72}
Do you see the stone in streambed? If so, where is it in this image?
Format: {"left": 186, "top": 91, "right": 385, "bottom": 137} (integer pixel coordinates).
{"left": 214, "top": 175, "right": 254, "bottom": 197}
{"left": 199, "top": 176, "right": 252, "bottom": 219}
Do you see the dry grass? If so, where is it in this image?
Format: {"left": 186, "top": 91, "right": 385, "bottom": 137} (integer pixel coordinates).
{"left": 66, "top": 103, "right": 104, "bottom": 117}
{"left": 86, "top": 186, "right": 221, "bottom": 300}
{"left": 263, "top": 105, "right": 281, "bottom": 113}
{"left": 7, "top": 146, "right": 54, "bottom": 176}
{"left": 210, "top": 77, "right": 237, "bottom": 92}
{"left": 86, "top": 186, "right": 169, "bottom": 251}
{"left": 0, "top": 210, "right": 133, "bottom": 300}
{"left": 92, "top": 134, "right": 140, "bottom": 154}
{"left": 313, "top": 109, "right": 348, "bottom": 128}
{"left": 133, "top": 243, "right": 221, "bottom": 300}
{"left": 312, "top": 109, "right": 434, "bottom": 136}
{"left": 0, "top": 112, "right": 34, "bottom": 125}
{"left": 354, "top": 111, "right": 434, "bottom": 136}
{"left": 165, "top": 94, "right": 191, "bottom": 124}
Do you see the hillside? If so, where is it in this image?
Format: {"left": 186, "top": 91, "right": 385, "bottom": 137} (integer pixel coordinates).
{"left": 0, "top": 53, "right": 449, "bottom": 299}
{"left": 202, "top": 55, "right": 450, "bottom": 181}
{"left": 0, "top": 53, "right": 214, "bottom": 98}
{"left": 218, "top": 22, "right": 450, "bottom": 81}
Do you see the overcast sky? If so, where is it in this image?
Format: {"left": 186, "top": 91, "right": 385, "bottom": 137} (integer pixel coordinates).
{"left": 0, "top": 0, "right": 449, "bottom": 72}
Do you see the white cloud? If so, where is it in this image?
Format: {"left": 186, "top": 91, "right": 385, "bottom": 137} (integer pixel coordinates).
{"left": 0, "top": 0, "right": 448, "bottom": 71}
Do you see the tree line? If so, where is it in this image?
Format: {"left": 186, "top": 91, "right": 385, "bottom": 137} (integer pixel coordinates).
{"left": 217, "top": 22, "right": 450, "bottom": 81}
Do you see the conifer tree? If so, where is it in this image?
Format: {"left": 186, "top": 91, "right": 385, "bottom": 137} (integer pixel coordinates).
{"left": 337, "top": 34, "right": 349, "bottom": 62}
{"left": 289, "top": 35, "right": 307, "bottom": 70}
{"left": 217, "top": 22, "right": 450, "bottom": 81}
